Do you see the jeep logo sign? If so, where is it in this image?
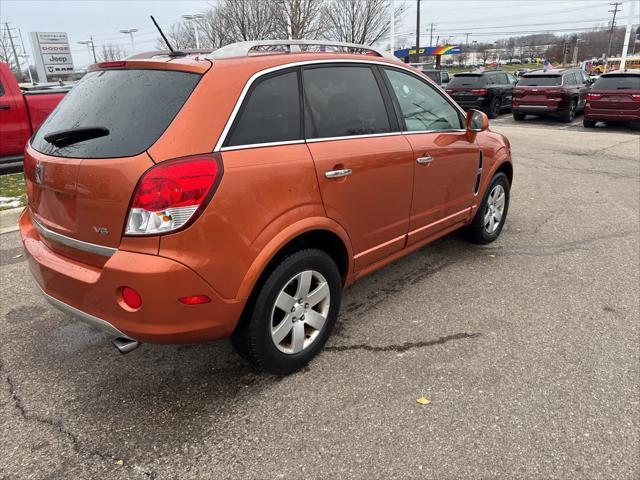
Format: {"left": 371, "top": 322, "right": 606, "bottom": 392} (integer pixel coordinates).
{"left": 29, "top": 31, "right": 74, "bottom": 82}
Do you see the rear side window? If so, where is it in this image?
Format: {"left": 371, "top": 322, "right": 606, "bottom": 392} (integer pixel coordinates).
{"left": 518, "top": 75, "right": 562, "bottom": 86}
{"left": 384, "top": 68, "right": 462, "bottom": 132}
{"left": 449, "top": 75, "right": 486, "bottom": 87}
{"left": 31, "top": 69, "right": 200, "bottom": 158}
{"left": 593, "top": 74, "right": 640, "bottom": 90}
{"left": 0, "top": 81, "right": 4, "bottom": 96}
{"left": 226, "top": 71, "right": 301, "bottom": 147}
{"left": 303, "top": 66, "right": 390, "bottom": 138}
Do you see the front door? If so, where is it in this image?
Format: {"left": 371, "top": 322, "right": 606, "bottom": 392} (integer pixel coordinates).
{"left": 302, "top": 64, "right": 414, "bottom": 270}
{"left": 381, "top": 66, "right": 481, "bottom": 245}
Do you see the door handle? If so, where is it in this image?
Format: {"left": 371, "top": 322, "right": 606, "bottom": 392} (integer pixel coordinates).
{"left": 416, "top": 156, "right": 434, "bottom": 165}
{"left": 0, "top": 105, "right": 10, "bottom": 110}
{"left": 325, "top": 168, "right": 352, "bottom": 179}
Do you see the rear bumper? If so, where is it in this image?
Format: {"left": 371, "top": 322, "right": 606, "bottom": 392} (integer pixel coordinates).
{"left": 584, "top": 106, "right": 640, "bottom": 122}
{"left": 512, "top": 104, "right": 560, "bottom": 114}
{"left": 20, "top": 208, "right": 244, "bottom": 344}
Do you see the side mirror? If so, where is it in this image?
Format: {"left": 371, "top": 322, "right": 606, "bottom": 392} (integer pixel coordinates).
{"left": 466, "top": 109, "right": 489, "bottom": 133}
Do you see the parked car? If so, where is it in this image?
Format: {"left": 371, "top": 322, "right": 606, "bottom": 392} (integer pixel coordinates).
{"left": 20, "top": 41, "right": 513, "bottom": 374}
{"left": 512, "top": 68, "right": 591, "bottom": 122}
{"left": 583, "top": 70, "right": 640, "bottom": 129}
{"left": 446, "top": 70, "right": 518, "bottom": 118}
{"left": 0, "top": 61, "right": 69, "bottom": 169}
{"left": 421, "top": 69, "right": 451, "bottom": 88}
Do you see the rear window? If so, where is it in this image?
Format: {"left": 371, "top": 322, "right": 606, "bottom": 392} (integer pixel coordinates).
{"left": 448, "top": 75, "right": 486, "bottom": 87}
{"left": 518, "top": 75, "right": 562, "bottom": 86}
{"left": 593, "top": 74, "right": 640, "bottom": 90}
{"left": 31, "top": 69, "right": 200, "bottom": 158}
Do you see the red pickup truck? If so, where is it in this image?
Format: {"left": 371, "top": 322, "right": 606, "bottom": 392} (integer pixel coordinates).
{"left": 0, "top": 62, "right": 69, "bottom": 169}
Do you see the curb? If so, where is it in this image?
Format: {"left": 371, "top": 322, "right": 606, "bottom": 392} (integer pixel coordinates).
{"left": 0, "top": 207, "right": 24, "bottom": 234}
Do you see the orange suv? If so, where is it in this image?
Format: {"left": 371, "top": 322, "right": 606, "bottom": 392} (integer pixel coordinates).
{"left": 20, "top": 41, "right": 513, "bottom": 374}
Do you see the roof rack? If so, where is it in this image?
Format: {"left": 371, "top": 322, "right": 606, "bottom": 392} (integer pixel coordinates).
{"left": 208, "top": 40, "right": 392, "bottom": 60}
{"left": 126, "top": 48, "right": 215, "bottom": 60}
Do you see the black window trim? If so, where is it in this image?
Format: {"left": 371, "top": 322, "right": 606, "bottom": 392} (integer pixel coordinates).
{"left": 215, "top": 59, "right": 469, "bottom": 152}
{"left": 222, "top": 66, "right": 304, "bottom": 150}
{"left": 377, "top": 64, "right": 466, "bottom": 134}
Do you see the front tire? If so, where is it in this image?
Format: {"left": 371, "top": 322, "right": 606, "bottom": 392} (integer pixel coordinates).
{"left": 232, "top": 249, "right": 342, "bottom": 375}
{"left": 465, "top": 173, "right": 510, "bottom": 244}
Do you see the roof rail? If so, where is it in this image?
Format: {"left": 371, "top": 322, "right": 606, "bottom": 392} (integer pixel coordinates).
{"left": 126, "top": 48, "right": 215, "bottom": 60}
{"left": 208, "top": 40, "right": 392, "bottom": 60}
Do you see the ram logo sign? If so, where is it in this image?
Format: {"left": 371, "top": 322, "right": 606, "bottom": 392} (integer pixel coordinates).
{"left": 29, "top": 31, "right": 75, "bottom": 83}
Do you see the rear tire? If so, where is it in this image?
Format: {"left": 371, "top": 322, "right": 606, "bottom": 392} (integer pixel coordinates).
{"left": 487, "top": 96, "right": 501, "bottom": 119}
{"left": 560, "top": 99, "right": 577, "bottom": 123}
{"left": 513, "top": 111, "right": 526, "bottom": 121}
{"left": 231, "top": 249, "right": 342, "bottom": 375}
{"left": 583, "top": 117, "right": 596, "bottom": 128}
{"left": 464, "top": 173, "right": 510, "bottom": 245}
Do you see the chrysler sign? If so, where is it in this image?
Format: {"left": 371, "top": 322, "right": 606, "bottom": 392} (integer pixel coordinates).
{"left": 29, "top": 31, "right": 75, "bottom": 82}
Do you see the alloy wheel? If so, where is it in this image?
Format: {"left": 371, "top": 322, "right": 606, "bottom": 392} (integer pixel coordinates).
{"left": 484, "top": 184, "right": 506, "bottom": 234}
{"left": 270, "top": 270, "right": 331, "bottom": 354}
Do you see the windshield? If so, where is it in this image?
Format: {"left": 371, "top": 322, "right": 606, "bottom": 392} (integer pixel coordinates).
{"left": 448, "top": 75, "right": 486, "bottom": 87}
{"left": 593, "top": 74, "right": 640, "bottom": 90}
{"left": 31, "top": 69, "right": 201, "bottom": 158}
{"left": 518, "top": 75, "right": 562, "bottom": 86}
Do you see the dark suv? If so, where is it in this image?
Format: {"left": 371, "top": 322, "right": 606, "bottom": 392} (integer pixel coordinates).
{"left": 512, "top": 68, "right": 591, "bottom": 122}
{"left": 446, "top": 70, "right": 518, "bottom": 118}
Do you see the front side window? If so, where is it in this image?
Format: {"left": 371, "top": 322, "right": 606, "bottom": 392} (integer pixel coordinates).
{"left": 226, "top": 71, "right": 301, "bottom": 147}
{"left": 303, "top": 66, "right": 390, "bottom": 139}
{"left": 384, "top": 68, "right": 462, "bottom": 132}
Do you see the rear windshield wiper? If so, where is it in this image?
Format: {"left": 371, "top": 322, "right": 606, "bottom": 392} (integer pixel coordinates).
{"left": 44, "top": 127, "right": 110, "bottom": 148}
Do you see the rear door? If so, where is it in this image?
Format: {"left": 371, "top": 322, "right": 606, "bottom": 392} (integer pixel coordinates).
{"left": 381, "top": 66, "right": 480, "bottom": 246}
{"left": 25, "top": 67, "right": 202, "bottom": 256}
{"left": 302, "top": 64, "right": 414, "bottom": 270}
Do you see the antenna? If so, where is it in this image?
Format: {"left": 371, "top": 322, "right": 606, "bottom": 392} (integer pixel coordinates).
{"left": 150, "top": 15, "right": 186, "bottom": 57}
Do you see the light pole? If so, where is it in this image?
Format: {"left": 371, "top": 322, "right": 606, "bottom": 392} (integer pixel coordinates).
{"left": 78, "top": 37, "right": 97, "bottom": 63}
{"left": 182, "top": 14, "right": 205, "bottom": 49}
{"left": 119, "top": 28, "right": 138, "bottom": 54}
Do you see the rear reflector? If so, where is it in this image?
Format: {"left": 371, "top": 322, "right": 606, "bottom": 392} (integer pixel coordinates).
{"left": 125, "top": 155, "right": 222, "bottom": 236}
{"left": 122, "top": 287, "right": 142, "bottom": 309}
{"left": 178, "top": 295, "right": 211, "bottom": 305}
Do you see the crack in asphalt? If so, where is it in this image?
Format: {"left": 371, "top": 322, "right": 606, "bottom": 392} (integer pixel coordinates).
{"left": 326, "top": 332, "right": 481, "bottom": 353}
{"left": 0, "top": 355, "right": 157, "bottom": 479}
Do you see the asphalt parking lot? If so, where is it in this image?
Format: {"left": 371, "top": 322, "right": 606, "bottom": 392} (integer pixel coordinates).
{"left": 1, "top": 116, "right": 638, "bottom": 479}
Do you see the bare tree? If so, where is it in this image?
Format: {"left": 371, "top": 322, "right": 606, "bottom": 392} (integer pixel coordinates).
{"left": 273, "top": 0, "right": 327, "bottom": 39}
{"left": 220, "top": 0, "right": 279, "bottom": 42}
{"left": 323, "top": 0, "right": 403, "bottom": 45}
{"left": 99, "top": 43, "right": 127, "bottom": 62}
{"left": 0, "top": 26, "right": 21, "bottom": 79}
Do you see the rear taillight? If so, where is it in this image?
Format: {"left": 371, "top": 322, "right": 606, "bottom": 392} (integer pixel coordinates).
{"left": 445, "top": 88, "right": 455, "bottom": 94}
{"left": 471, "top": 89, "right": 488, "bottom": 95}
{"left": 631, "top": 94, "right": 640, "bottom": 102}
{"left": 587, "top": 93, "right": 602, "bottom": 101}
{"left": 125, "top": 155, "right": 222, "bottom": 236}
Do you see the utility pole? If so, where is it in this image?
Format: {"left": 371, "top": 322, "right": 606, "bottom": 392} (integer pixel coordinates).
{"left": 413, "top": 0, "right": 421, "bottom": 64}
{"left": 389, "top": 0, "right": 395, "bottom": 54}
{"left": 78, "top": 36, "right": 97, "bottom": 63}
{"left": 620, "top": 0, "right": 637, "bottom": 70}
{"left": 607, "top": 2, "right": 622, "bottom": 59}
{"left": 4, "top": 23, "right": 23, "bottom": 81}
{"left": 429, "top": 23, "right": 435, "bottom": 47}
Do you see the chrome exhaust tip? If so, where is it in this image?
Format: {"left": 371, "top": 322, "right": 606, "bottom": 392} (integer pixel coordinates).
{"left": 113, "top": 337, "right": 140, "bottom": 354}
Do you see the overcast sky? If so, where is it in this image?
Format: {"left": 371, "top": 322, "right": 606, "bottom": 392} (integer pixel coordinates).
{"left": 1, "top": 0, "right": 637, "bottom": 68}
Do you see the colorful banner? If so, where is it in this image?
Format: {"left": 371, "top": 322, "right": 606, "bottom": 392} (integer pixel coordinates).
{"left": 394, "top": 45, "right": 463, "bottom": 58}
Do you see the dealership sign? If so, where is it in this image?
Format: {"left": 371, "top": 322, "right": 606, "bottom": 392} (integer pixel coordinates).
{"left": 29, "top": 32, "right": 75, "bottom": 82}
